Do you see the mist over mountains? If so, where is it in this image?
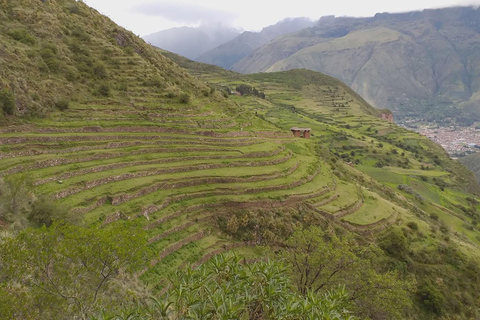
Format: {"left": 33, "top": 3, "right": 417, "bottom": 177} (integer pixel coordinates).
{"left": 143, "top": 24, "right": 241, "bottom": 60}
{"left": 196, "top": 17, "right": 315, "bottom": 69}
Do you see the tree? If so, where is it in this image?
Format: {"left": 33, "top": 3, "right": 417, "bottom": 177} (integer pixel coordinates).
{"left": 0, "top": 221, "right": 149, "bottom": 319}
{"left": 0, "top": 175, "right": 35, "bottom": 229}
{"left": 282, "top": 227, "right": 414, "bottom": 320}
{"left": 0, "top": 88, "right": 15, "bottom": 115}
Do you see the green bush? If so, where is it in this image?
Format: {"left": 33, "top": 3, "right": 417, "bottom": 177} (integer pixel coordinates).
{"left": 54, "top": 99, "right": 70, "bottom": 111}
{"left": 65, "top": 2, "right": 80, "bottom": 14}
{"left": 407, "top": 221, "right": 419, "bottom": 231}
{"left": 93, "top": 62, "right": 107, "bottom": 79}
{"left": 179, "top": 92, "right": 191, "bottom": 104}
{"left": 97, "top": 84, "right": 110, "bottom": 97}
{"left": 0, "top": 89, "right": 15, "bottom": 115}
{"left": 416, "top": 282, "right": 445, "bottom": 315}
{"left": 8, "top": 29, "right": 36, "bottom": 45}
{"left": 40, "top": 43, "right": 60, "bottom": 73}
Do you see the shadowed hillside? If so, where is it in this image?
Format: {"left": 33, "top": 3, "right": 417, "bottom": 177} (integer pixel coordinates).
{"left": 459, "top": 152, "right": 480, "bottom": 183}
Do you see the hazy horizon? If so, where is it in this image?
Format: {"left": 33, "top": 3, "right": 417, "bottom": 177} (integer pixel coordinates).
{"left": 84, "top": 0, "right": 480, "bottom": 36}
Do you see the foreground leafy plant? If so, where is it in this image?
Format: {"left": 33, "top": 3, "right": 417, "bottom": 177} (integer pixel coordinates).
{"left": 94, "top": 253, "right": 356, "bottom": 320}
{"left": 0, "top": 221, "right": 149, "bottom": 319}
{"left": 282, "top": 227, "right": 415, "bottom": 319}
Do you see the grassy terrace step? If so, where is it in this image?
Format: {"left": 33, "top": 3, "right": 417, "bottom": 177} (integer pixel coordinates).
{"left": 52, "top": 159, "right": 300, "bottom": 200}
{"left": 134, "top": 169, "right": 331, "bottom": 222}
{"left": 0, "top": 139, "right": 284, "bottom": 174}
{"left": 0, "top": 125, "right": 258, "bottom": 136}
{"left": 141, "top": 235, "right": 220, "bottom": 288}
{"left": 24, "top": 142, "right": 285, "bottom": 186}
{"left": 34, "top": 152, "right": 293, "bottom": 186}
{"left": 309, "top": 194, "right": 340, "bottom": 207}
{"left": 63, "top": 157, "right": 306, "bottom": 213}
{"left": 341, "top": 190, "right": 406, "bottom": 226}
{"left": 147, "top": 213, "right": 214, "bottom": 244}
{"left": 149, "top": 230, "right": 206, "bottom": 267}
{"left": 0, "top": 133, "right": 261, "bottom": 145}
{"left": 0, "top": 139, "right": 261, "bottom": 161}
{"left": 317, "top": 182, "right": 361, "bottom": 213}
{"left": 0, "top": 147, "right": 245, "bottom": 176}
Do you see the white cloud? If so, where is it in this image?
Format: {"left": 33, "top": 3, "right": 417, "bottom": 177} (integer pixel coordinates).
{"left": 85, "top": 0, "right": 480, "bottom": 36}
{"left": 132, "top": 2, "right": 238, "bottom": 25}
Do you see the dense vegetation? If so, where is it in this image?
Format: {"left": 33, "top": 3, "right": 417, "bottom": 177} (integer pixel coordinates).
{"left": 0, "top": 0, "right": 480, "bottom": 319}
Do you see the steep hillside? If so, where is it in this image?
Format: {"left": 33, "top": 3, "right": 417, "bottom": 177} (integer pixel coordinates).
{"left": 0, "top": 0, "right": 210, "bottom": 121}
{"left": 143, "top": 25, "right": 240, "bottom": 60}
{"left": 459, "top": 152, "right": 480, "bottom": 183}
{"left": 166, "top": 53, "right": 480, "bottom": 318}
{"left": 233, "top": 7, "right": 480, "bottom": 126}
{"left": 2, "top": 1, "right": 480, "bottom": 318}
{"left": 196, "top": 17, "right": 315, "bottom": 69}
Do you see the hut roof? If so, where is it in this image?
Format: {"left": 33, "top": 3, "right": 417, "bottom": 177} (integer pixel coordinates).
{"left": 290, "top": 127, "right": 311, "bottom": 131}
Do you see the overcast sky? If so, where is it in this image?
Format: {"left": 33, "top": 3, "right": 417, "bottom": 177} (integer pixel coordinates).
{"left": 83, "top": 0, "right": 480, "bottom": 36}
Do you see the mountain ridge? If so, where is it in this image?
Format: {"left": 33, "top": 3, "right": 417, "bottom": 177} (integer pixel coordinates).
{"left": 231, "top": 6, "right": 480, "bottom": 125}
{"left": 143, "top": 24, "right": 241, "bottom": 60}
{"left": 196, "top": 17, "right": 315, "bottom": 69}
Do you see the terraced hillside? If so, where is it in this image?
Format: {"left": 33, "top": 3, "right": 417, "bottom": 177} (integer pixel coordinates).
{"left": 163, "top": 54, "right": 480, "bottom": 317}
{"left": 2, "top": 1, "right": 480, "bottom": 318}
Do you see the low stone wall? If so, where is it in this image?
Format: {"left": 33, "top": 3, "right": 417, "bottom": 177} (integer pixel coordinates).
{"left": 341, "top": 210, "right": 399, "bottom": 234}
{"left": 192, "top": 241, "right": 256, "bottom": 269}
{"left": 333, "top": 200, "right": 364, "bottom": 219}
{"left": 149, "top": 231, "right": 205, "bottom": 267}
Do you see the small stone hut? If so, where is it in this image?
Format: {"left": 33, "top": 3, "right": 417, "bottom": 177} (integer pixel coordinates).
{"left": 290, "top": 127, "right": 311, "bottom": 138}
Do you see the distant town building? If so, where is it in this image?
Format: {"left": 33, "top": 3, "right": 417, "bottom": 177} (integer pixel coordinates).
{"left": 290, "top": 127, "right": 311, "bottom": 138}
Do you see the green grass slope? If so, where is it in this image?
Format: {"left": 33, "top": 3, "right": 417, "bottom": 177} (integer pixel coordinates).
{"left": 0, "top": 0, "right": 208, "bottom": 120}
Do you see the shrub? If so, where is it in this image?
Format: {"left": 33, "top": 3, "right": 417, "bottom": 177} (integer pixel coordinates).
{"left": 54, "top": 99, "right": 69, "bottom": 111}
{"left": 407, "top": 221, "right": 419, "bottom": 231}
{"left": 117, "top": 82, "right": 128, "bottom": 91}
{"left": 93, "top": 62, "right": 107, "bottom": 79}
{"left": 97, "top": 84, "right": 110, "bottom": 97}
{"left": 8, "top": 29, "right": 36, "bottom": 45}
{"left": 40, "top": 43, "right": 60, "bottom": 73}
{"left": 65, "top": 2, "right": 80, "bottom": 14}
{"left": 179, "top": 92, "right": 191, "bottom": 104}
{"left": 417, "top": 282, "right": 445, "bottom": 315}
{"left": 0, "top": 89, "right": 15, "bottom": 115}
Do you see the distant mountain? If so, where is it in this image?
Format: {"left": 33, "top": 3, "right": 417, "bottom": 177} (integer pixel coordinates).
{"left": 196, "top": 18, "right": 315, "bottom": 69}
{"left": 459, "top": 152, "right": 480, "bottom": 183}
{"left": 232, "top": 7, "right": 480, "bottom": 126}
{"left": 143, "top": 24, "right": 241, "bottom": 60}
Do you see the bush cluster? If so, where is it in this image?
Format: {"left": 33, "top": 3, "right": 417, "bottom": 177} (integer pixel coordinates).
{"left": 0, "top": 89, "right": 15, "bottom": 115}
